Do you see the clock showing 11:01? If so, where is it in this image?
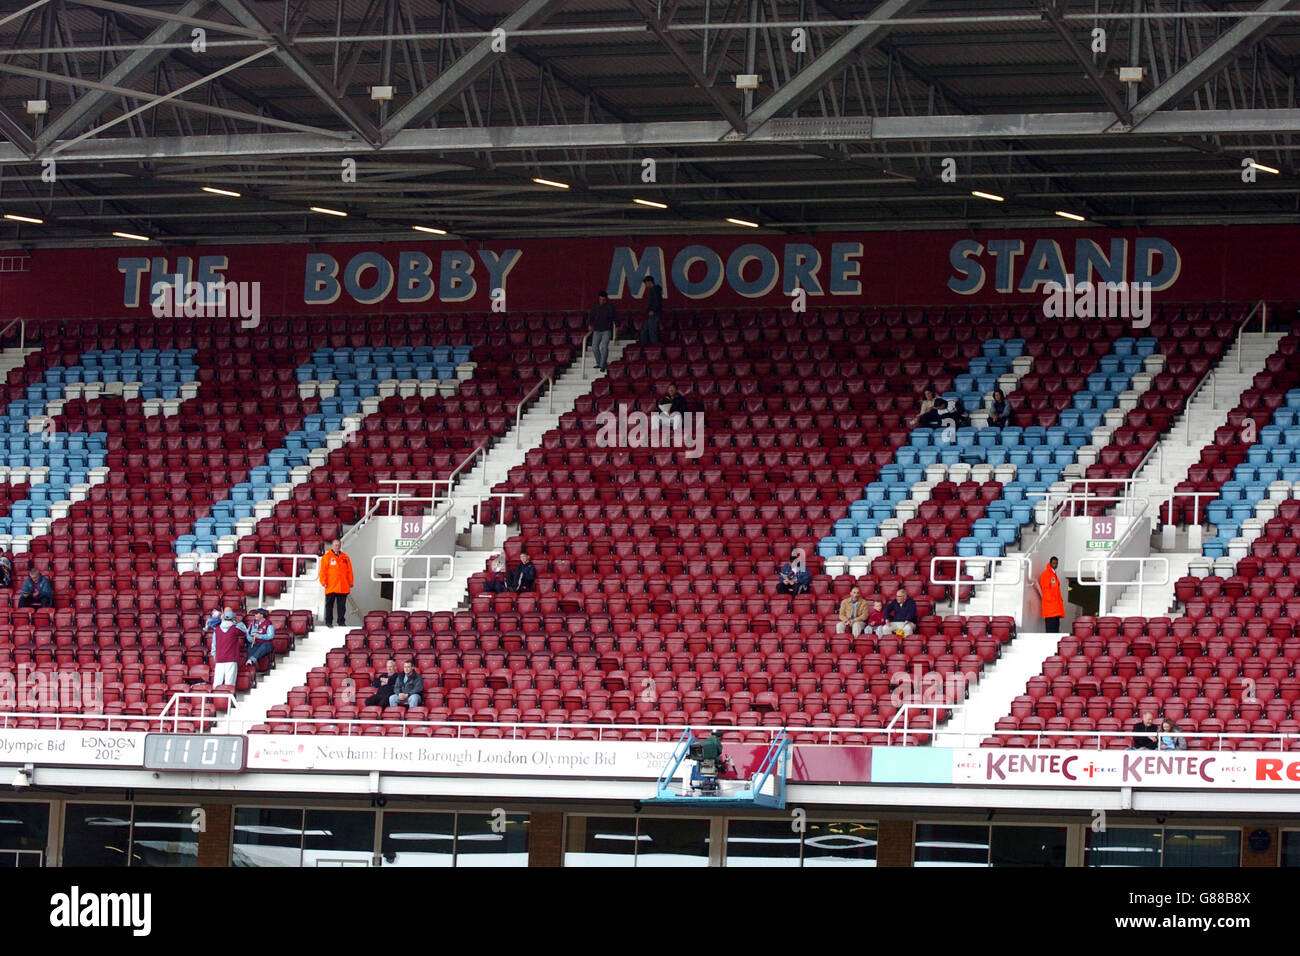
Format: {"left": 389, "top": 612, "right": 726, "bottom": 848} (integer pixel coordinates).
{"left": 142, "top": 734, "right": 246, "bottom": 772}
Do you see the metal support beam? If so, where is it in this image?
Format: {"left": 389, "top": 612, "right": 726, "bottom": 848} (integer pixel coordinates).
{"left": 14, "top": 108, "right": 1300, "bottom": 165}
{"left": 0, "top": 105, "right": 36, "bottom": 157}
{"left": 214, "top": 0, "right": 383, "bottom": 146}
{"left": 1041, "top": 0, "right": 1133, "bottom": 125}
{"left": 36, "top": 0, "right": 210, "bottom": 148}
{"left": 1131, "top": 0, "right": 1300, "bottom": 124}
{"left": 745, "top": 0, "right": 927, "bottom": 130}
{"left": 627, "top": 0, "right": 747, "bottom": 132}
{"left": 380, "top": 0, "right": 573, "bottom": 139}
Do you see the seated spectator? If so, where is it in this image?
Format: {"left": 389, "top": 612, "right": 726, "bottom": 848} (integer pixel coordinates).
{"left": 389, "top": 659, "right": 424, "bottom": 709}
{"left": 866, "top": 598, "right": 886, "bottom": 636}
{"left": 932, "top": 395, "right": 970, "bottom": 430}
{"left": 776, "top": 549, "right": 811, "bottom": 596}
{"left": 986, "top": 388, "right": 1010, "bottom": 428}
{"left": 881, "top": 586, "right": 918, "bottom": 636}
{"left": 484, "top": 553, "right": 507, "bottom": 593}
{"left": 1157, "top": 717, "right": 1186, "bottom": 751}
{"left": 16, "top": 567, "right": 53, "bottom": 608}
{"left": 506, "top": 552, "right": 537, "bottom": 592}
{"left": 1130, "top": 710, "right": 1159, "bottom": 750}
{"left": 0, "top": 553, "right": 12, "bottom": 589}
{"left": 366, "top": 658, "right": 401, "bottom": 708}
{"left": 655, "top": 383, "right": 688, "bottom": 432}
{"left": 908, "top": 386, "right": 940, "bottom": 427}
{"left": 836, "top": 585, "right": 869, "bottom": 636}
{"left": 245, "top": 608, "right": 276, "bottom": 667}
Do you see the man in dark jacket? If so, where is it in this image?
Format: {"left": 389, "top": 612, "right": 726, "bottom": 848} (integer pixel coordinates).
{"left": 17, "top": 567, "right": 53, "bottom": 608}
{"left": 1130, "top": 710, "right": 1160, "bottom": 750}
{"left": 640, "top": 276, "right": 663, "bottom": 344}
{"left": 506, "top": 552, "right": 536, "bottom": 592}
{"left": 882, "top": 585, "right": 918, "bottom": 636}
{"left": 588, "top": 291, "right": 616, "bottom": 372}
{"left": 389, "top": 660, "right": 424, "bottom": 709}
{"left": 367, "top": 658, "right": 401, "bottom": 707}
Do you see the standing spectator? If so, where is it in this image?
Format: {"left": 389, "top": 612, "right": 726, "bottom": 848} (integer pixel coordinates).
{"left": 484, "top": 553, "right": 507, "bottom": 593}
{"left": 506, "top": 552, "right": 536, "bottom": 592}
{"left": 776, "top": 549, "right": 811, "bottom": 596}
{"left": 245, "top": 608, "right": 276, "bottom": 667}
{"left": 208, "top": 606, "right": 248, "bottom": 689}
{"left": 836, "top": 585, "right": 870, "bottom": 636}
{"left": 318, "top": 538, "right": 354, "bottom": 628}
{"left": 1035, "top": 556, "right": 1065, "bottom": 632}
{"left": 1131, "top": 710, "right": 1160, "bottom": 750}
{"left": 16, "top": 567, "right": 53, "bottom": 608}
{"left": 389, "top": 660, "right": 424, "bottom": 709}
{"left": 882, "top": 585, "right": 918, "bottom": 636}
{"left": 588, "top": 290, "right": 616, "bottom": 372}
{"left": 1158, "top": 717, "right": 1187, "bottom": 751}
{"left": 366, "top": 658, "right": 402, "bottom": 708}
{"left": 986, "top": 388, "right": 1010, "bottom": 428}
{"left": 640, "top": 276, "right": 663, "bottom": 344}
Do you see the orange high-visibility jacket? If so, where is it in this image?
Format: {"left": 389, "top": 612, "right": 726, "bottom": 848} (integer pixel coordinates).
{"left": 1039, "top": 566, "right": 1064, "bottom": 618}
{"left": 319, "top": 549, "right": 354, "bottom": 594}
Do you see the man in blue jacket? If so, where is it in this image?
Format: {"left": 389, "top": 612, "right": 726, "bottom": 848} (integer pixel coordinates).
{"left": 389, "top": 660, "right": 424, "bottom": 709}
{"left": 16, "top": 567, "right": 53, "bottom": 608}
{"left": 882, "top": 585, "right": 918, "bottom": 637}
{"left": 506, "top": 552, "right": 536, "bottom": 592}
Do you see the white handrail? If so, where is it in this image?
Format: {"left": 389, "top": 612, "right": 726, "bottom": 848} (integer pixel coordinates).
{"left": 1158, "top": 489, "right": 1220, "bottom": 528}
{"left": 1237, "top": 299, "right": 1269, "bottom": 373}
{"left": 370, "top": 552, "right": 456, "bottom": 611}
{"left": 929, "top": 554, "right": 1027, "bottom": 618}
{"left": 1077, "top": 555, "right": 1170, "bottom": 616}
{"left": 1184, "top": 370, "right": 1217, "bottom": 445}
{"left": 235, "top": 552, "right": 320, "bottom": 609}
{"left": 514, "top": 374, "right": 554, "bottom": 448}
{"left": 158, "top": 691, "right": 238, "bottom": 734}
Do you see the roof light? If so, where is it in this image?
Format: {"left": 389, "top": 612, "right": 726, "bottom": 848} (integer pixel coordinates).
{"left": 1054, "top": 210, "right": 1086, "bottom": 222}
{"left": 725, "top": 217, "right": 759, "bottom": 228}
{"left": 971, "top": 191, "right": 1004, "bottom": 202}
{"left": 531, "top": 177, "right": 569, "bottom": 189}
{"left": 202, "top": 186, "right": 241, "bottom": 197}
{"left": 112, "top": 231, "right": 150, "bottom": 241}
{"left": 412, "top": 225, "right": 448, "bottom": 235}
{"left": 4, "top": 214, "right": 42, "bottom": 224}
{"left": 633, "top": 198, "right": 668, "bottom": 209}
{"left": 310, "top": 205, "right": 347, "bottom": 217}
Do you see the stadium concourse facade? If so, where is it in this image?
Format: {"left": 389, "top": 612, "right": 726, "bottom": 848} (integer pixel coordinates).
{"left": 0, "top": 227, "right": 1296, "bottom": 868}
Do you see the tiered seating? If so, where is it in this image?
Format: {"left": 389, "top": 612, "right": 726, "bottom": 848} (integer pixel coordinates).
{"left": 0, "top": 312, "right": 582, "bottom": 726}
{"left": 990, "top": 612, "right": 1300, "bottom": 750}
{"left": 257, "top": 305, "right": 1031, "bottom": 741}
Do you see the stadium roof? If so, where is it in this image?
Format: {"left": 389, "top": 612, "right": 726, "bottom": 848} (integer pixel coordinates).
{"left": 2, "top": 0, "right": 1300, "bottom": 245}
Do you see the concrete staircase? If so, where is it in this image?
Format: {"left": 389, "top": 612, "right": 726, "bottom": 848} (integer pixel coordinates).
{"left": 933, "top": 633, "right": 1061, "bottom": 747}
{"left": 1103, "top": 551, "right": 1196, "bottom": 618}
{"left": 233, "top": 624, "right": 352, "bottom": 727}
{"left": 1124, "top": 331, "right": 1283, "bottom": 523}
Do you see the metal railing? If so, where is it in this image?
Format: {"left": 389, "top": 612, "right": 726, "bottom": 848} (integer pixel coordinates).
{"left": 514, "top": 374, "right": 554, "bottom": 447}
{"left": 887, "top": 702, "right": 969, "bottom": 747}
{"left": 235, "top": 553, "right": 320, "bottom": 609}
{"left": 370, "top": 552, "right": 456, "bottom": 611}
{"left": 1077, "top": 554, "right": 1170, "bottom": 616}
{"left": 897, "top": 714, "right": 1300, "bottom": 752}
{"left": 158, "top": 691, "right": 239, "bottom": 734}
{"left": 1236, "top": 300, "right": 1269, "bottom": 373}
{"left": 1184, "top": 370, "right": 1217, "bottom": 445}
{"left": 0, "top": 317, "right": 25, "bottom": 351}
{"left": 929, "top": 554, "right": 1027, "bottom": 618}
{"left": 1157, "top": 489, "right": 1220, "bottom": 528}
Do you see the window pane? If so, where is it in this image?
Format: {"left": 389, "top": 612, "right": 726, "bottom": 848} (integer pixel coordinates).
{"left": 63, "top": 804, "right": 131, "bottom": 867}
{"left": 989, "top": 826, "right": 1067, "bottom": 867}
{"left": 915, "top": 824, "right": 988, "bottom": 867}
{"left": 635, "top": 818, "right": 710, "bottom": 867}
{"left": 303, "top": 809, "right": 375, "bottom": 867}
{"left": 455, "top": 813, "right": 530, "bottom": 867}
{"left": 0, "top": 801, "right": 48, "bottom": 866}
{"left": 725, "top": 819, "right": 802, "bottom": 867}
{"left": 1163, "top": 829, "right": 1239, "bottom": 868}
{"left": 232, "top": 808, "right": 303, "bottom": 867}
{"left": 565, "top": 816, "right": 636, "bottom": 868}
{"left": 1085, "top": 827, "right": 1162, "bottom": 868}
{"left": 130, "top": 805, "right": 200, "bottom": 867}
{"left": 802, "top": 821, "right": 878, "bottom": 867}
{"left": 380, "top": 811, "right": 455, "bottom": 868}
{"left": 1282, "top": 831, "right": 1300, "bottom": 867}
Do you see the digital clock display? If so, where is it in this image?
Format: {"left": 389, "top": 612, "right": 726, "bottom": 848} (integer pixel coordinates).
{"left": 143, "top": 734, "right": 246, "bottom": 773}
